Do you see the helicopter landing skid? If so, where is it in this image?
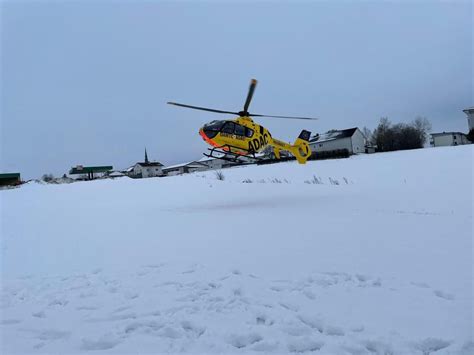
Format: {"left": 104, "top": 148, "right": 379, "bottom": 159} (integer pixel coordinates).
{"left": 203, "top": 145, "right": 263, "bottom": 164}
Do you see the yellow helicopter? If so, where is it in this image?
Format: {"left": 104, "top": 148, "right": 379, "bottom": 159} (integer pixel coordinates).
{"left": 167, "top": 79, "right": 317, "bottom": 164}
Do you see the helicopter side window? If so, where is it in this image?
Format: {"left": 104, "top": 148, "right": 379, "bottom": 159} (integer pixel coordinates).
{"left": 234, "top": 124, "right": 246, "bottom": 136}
{"left": 222, "top": 122, "right": 235, "bottom": 134}
{"left": 245, "top": 127, "right": 254, "bottom": 138}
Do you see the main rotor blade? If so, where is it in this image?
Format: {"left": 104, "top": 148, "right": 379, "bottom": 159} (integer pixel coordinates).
{"left": 243, "top": 79, "right": 258, "bottom": 113}
{"left": 250, "top": 113, "right": 318, "bottom": 120}
{"left": 167, "top": 102, "right": 239, "bottom": 115}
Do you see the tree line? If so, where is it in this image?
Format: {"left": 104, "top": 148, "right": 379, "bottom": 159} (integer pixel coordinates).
{"left": 363, "top": 116, "right": 433, "bottom": 152}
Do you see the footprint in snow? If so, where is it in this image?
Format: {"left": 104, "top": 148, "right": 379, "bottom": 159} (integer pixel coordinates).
{"left": 181, "top": 320, "right": 206, "bottom": 337}
{"left": 37, "top": 329, "right": 70, "bottom": 341}
{"left": 297, "top": 314, "right": 324, "bottom": 333}
{"left": 81, "top": 335, "right": 121, "bottom": 351}
{"left": 287, "top": 337, "right": 324, "bottom": 353}
{"left": 415, "top": 337, "right": 452, "bottom": 354}
{"left": 113, "top": 305, "right": 132, "bottom": 313}
{"left": 364, "top": 340, "right": 394, "bottom": 354}
{"left": 32, "top": 310, "right": 46, "bottom": 318}
{"left": 158, "top": 326, "right": 182, "bottom": 339}
{"left": 48, "top": 298, "right": 68, "bottom": 307}
{"left": 251, "top": 340, "right": 279, "bottom": 352}
{"left": 433, "top": 290, "right": 455, "bottom": 300}
{"left": 76, "top": 305, "right": 99, "bottom": 311}
{"left": 228, "top": 333, "right": 263, "bottom": 348}
{"left": 254, "top": 312, "right": 274, "bottom": 326}
{"left": 303, "top": 289, "right": 317, "bottom": 300}
{"left": 411, "top": 281, "right": 430, "bottom": 289}
{"left": 324, "top": 325, "right": 345, "bottom": 336}
{"left": 350, "top": 325, "right": 365, "bottom": 333}
{"left": 1, "top": 319, "right": 21, "bottom": 325}
{"left": 280, "top": 302, "right": 299, "bottom": 312}
{"left": 33, "top": 342, "right": 45, "bottom": 349}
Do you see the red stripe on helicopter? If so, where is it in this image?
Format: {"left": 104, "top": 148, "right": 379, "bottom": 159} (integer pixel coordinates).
{"left": 199, "top": 129, "right": 248, "bottom": 155}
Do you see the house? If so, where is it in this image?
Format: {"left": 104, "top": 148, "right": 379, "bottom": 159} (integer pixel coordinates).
{"left": 128, "top": 149, "right": 164, "bottom": 178}
{"left": 162, "top": 161, "right": 208, "bottom": 176}
{"left": 196, "top": 155, "right": 247, "bottom": 170}
{"left": 0, "top": 173, "right": 21, "bottom": 187}
{"left": 309, "top": 127, "right": 366, "bottom": 156}
{"left": 107, "top": 171, "right": 126, "bottom": 178}
{"left": 430, "top": 132, "right": 470, "bottom": 147}
{"left": 463, "top": 107, "right": 474, "bottom": 131}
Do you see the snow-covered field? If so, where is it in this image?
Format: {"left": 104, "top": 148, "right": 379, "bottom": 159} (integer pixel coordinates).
{"left": 1, "top": 146, "right": 473, "bottom": 354}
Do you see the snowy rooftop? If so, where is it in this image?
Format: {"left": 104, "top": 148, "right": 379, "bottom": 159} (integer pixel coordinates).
{"left": 309, "top": 127, "right": 358, "bottom": 143}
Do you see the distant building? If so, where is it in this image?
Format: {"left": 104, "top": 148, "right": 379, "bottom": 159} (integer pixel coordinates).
{"left": 463, "top": 107, "right": 474, "bottom": 131}
{"left": 309, "top": 127, "right": 366, "bottom": 155}
{"left": 196, "top": 155, "right": 245, "bottom": 170}
{"left": 128, "top": 149, "right": 164, "bottom": 178}
{"left": 162, "top": 161, "right": 208, "bottom": 176}
{"left": 69, "top": 165, "right": 113, "bottom": 180}
{"left": 107, "top": 171, "right": 126, "bottom": 178}
{"left": 430, "top": 132, "right": 470, "bottom": 147}
{"left": 0, "top": 173, "right": 21, "bottom": 186}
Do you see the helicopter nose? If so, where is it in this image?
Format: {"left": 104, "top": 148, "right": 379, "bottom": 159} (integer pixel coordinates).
{"left": 199, "top": 128, "right": 208, "bottom": 140}
{"left": 201, "top": 127, "right": 218, "bottom": 139}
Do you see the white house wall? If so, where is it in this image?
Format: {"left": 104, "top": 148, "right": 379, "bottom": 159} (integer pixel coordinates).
{"left": 432, "top": 135, "right": 455, "bottom": 147}
{"left": 351, "top": 129, "right": 366, "bottom": 154}
{"left": 132, "top": 164, "right": 163, "bottom": 178}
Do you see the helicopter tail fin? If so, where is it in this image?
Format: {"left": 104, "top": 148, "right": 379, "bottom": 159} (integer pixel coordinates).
{"left": 291, "top": 130, "right": 312, "bottom": 164}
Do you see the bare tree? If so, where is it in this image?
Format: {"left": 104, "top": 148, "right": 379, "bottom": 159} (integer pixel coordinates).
{"left": 362, "top": 126, "right": 372, "bottom": 144}
{"left": 412, "top": 116, "right": 432, "bottom": 146}
{"left": 467, "top": 129, "right": 474, "bottom": 143}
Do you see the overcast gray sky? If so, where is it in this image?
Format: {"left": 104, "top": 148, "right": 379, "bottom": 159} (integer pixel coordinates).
{"left": 1, "top": 0, "right": 472, "bottom": 179}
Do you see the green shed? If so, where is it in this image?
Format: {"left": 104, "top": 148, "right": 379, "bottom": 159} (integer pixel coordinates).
{"left": 69, "top": 166, "right": 113, "bottom": 180}
{"left": 0, "top": 173, "right": 21, "bottom": 186}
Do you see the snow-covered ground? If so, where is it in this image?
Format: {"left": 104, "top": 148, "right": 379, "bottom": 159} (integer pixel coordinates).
{"left": 1, "top": 146, "right": 473, "bottom": 354}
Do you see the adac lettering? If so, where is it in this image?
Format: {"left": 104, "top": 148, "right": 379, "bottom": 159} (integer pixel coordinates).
{"left": 248, "top": 133, "right": 269, "bottom": 152}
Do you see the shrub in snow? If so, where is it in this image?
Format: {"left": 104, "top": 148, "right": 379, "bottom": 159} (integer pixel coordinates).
{"left": 329, "top": 177, "right": 340, "bottom": 185}
{"left": 312, "top": 175, "right": 323, "bottom": 184}
{"left": 214, "top": 171, "right": 225, "bottom": 181}
{"left": 305, "top": 175, "right": 323, "bottom": 184}
{"left": 242, "top": 178, "right": 253, "bottom": 183}
{"left": 41, "top": 174, "right": 54, "bottom": 182}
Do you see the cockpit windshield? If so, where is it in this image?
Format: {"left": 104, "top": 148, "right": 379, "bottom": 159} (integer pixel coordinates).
{"left": 204, "top": 120, "right": 225, "bottom": 131}
{"left": 202, "top": 120, "right": 226, "bottom": 139}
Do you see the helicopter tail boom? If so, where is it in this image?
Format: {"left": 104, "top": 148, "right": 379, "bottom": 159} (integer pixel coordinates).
{"left": 290, "top": 130, "right": 312, "bottom": 164}
{"left": 269, "top": 130, "right": 312, "bottom": 164}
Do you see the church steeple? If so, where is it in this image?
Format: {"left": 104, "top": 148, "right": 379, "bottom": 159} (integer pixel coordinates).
{"left": 145, "top": 148, "right": 149, "bottom": 164}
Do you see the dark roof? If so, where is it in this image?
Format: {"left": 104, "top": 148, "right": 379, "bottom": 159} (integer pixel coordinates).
{"left": 462, "top": 107, "right": 474, "bottom": 113}
{"left": 309, "top": 127, "right": 358, "bottom": 143}
{"left": 136, "top": 162, "right": 163, "bottom": 167}
{"left": 0, "top": 173, "right": 20, "bottom": 179}
{"left": 69, "top": 166, "right": 113, "bottom": 174}
{"left": 430, "top": 132, "right": 467, "bottom": 136}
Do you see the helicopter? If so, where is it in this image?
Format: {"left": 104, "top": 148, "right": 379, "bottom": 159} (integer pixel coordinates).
{"left": 167, "top": 79, "right": 318, "bottom": 164}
